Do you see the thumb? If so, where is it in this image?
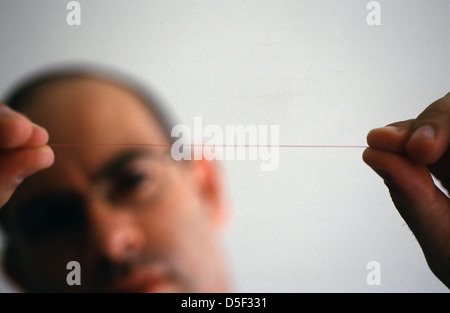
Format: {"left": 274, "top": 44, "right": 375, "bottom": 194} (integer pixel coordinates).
{"left": 363, "top": 147, "right": 450, "bottom": 285}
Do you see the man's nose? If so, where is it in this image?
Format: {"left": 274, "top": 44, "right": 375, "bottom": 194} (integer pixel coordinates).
{"left": 86, "top": 200, "right": 145, "bottom": 262}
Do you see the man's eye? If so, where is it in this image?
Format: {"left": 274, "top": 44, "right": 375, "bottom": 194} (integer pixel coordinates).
{"left": 115, "top": 173, "right": 147, "bottom": 193}
{"left": 111, "top": 170, "right": 157, "bottom": 204}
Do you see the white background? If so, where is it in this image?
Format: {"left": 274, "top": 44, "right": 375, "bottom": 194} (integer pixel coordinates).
{"left": 0, "top": 0, "right": 449, "bottom": 292}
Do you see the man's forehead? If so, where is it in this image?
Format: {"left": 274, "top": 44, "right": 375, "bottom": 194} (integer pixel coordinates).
{"left": 20, "top": 77, "right": 167, "bottom": 144}
{"left": 23, "top": 78, "right": 145, "bottom": 121}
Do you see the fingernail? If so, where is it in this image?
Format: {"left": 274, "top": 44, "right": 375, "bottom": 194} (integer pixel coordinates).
{"left": 31, "top": 123, "right": 50, "bottom": 144}
{"left": 411, "top": 125, "right": 436, "bottom": 141}
{"left": 370, "top": 125, "right": 401, "bottom": 135}
{"left": 382, "top": 125, "right": 400, "bottom": 133}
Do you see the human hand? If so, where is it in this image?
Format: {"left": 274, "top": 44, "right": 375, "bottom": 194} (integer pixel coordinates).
{"left": 363, "top": 92, "right": 450, "bottom": 288}
{"left": 0, "top": 103, "right": 54, "bottom": 208}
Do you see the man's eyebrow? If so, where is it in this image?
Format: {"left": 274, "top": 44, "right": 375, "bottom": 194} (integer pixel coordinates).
{"left": 95, "top": 149, "right": 153, "bottom": 180}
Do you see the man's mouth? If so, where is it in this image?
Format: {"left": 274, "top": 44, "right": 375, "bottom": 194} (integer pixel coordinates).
{"left": 108, "top": 264, "right": 180, "bottom": 293}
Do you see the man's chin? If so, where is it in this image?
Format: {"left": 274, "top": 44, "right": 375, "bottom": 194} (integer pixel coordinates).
{"left": 140, "top": 281, "right": 183, "bottom": 293}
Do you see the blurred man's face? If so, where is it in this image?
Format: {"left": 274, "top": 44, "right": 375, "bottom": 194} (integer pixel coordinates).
{"left": 2, "top": 78, "right": 230, "bottom": 292}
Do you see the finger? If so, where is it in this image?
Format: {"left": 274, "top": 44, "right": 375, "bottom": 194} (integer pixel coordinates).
{"left": 367, "top": 120, "right": 450, "bottom": 194}
{"left": 0, "top": 146, "right": 54, "bottom": 208}
{"left": 363, "top": 147, "right": 450, "bottom": 284}
{"left": 405, "top": 93, "right": 450, "bottom": 164}
{"left": 0, "top": 103, "right": 34, "bottom": 149}
{"left": 23, "top": 123, "right": 50, "bottom": 147}
{"left": 366, "top": 120, "right": 414, "bottom": 153}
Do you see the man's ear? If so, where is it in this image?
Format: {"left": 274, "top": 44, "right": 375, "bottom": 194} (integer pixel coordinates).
{"left": 191, "top": 157, "right": 230, "bottom": 230}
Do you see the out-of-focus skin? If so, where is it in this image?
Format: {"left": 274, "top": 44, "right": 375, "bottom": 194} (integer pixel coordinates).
{"left": 0, "top": 77, "right": 231, "bottom": 292}
{"left": 363, "top": 92, "right": 450, "bottom": 288}
{"left": 0, "top": 103, "right": 54, "bottom": 208}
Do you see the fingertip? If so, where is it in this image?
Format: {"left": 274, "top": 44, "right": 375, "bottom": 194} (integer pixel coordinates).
{"left": 24, "top": 123, "right": 50, "bottom": 147}
{"left": 367, "top": 125, "right": 399, "bottom": 142}
{"left": 362, "top": 146, "right": 372, "bottom": 165}
{"left": 36, "top": 145, "right": 55, "bottom": 169}
{"left": 362, "top": 147, "right": 389, "bottom": 178}
{"left": 366, "top": 125, "right": 407, "bottom": 153}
